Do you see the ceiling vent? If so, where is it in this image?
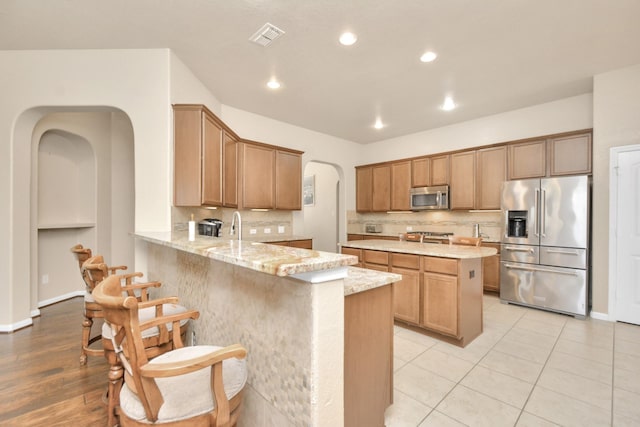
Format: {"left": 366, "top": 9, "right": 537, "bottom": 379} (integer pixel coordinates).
{"left": 249, "top": 23, "right": 285, "bottom": 47}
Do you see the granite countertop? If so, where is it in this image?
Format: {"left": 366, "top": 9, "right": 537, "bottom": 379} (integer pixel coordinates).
{"left": 135, "top": 231, "right": 357, "bottom": 278}
{"left": 344, "top": 267, "right": 401, "bottom": 296}
{"left": 340, "top": 239, "right": 497, "bottom": 259}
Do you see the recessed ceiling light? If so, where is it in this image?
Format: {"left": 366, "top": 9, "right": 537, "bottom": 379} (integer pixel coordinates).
{"left": 441, "top": 96, "right": 456, "bottom": 111}
{"left": 420, "top": 51, "right": 438, "bottom": 63}
{"left": 339, "top": 32, "right": 358, "bottom": 46}
{"left": 374, "top": 118, "right": 384, "bottom": 129}
{"left": 267, "top": 79, "right": 281, "bottom": 89}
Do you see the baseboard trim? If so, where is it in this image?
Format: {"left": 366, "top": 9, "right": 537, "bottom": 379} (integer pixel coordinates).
{"left": 590, "top": 311, "right": 611, "bottom": 322}
{"left": 0, "top": 317, "right": 33, "bottom": 333}
{"left": 38, "top": 291, "right": 84, "bottom": 309}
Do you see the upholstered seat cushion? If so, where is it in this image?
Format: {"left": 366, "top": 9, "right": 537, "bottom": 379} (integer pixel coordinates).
{"left": 102, "top": 303, "right": 189, "bottom": 339}
{"left": 119, "top": 345, "right": 247, "bottom": 423}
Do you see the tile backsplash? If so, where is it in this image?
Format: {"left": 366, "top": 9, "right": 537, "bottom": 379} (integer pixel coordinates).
{"left": 347, "top": 210, "right": 502, "bottom": 242}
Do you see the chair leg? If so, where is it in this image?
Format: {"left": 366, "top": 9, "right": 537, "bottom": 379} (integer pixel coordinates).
{"left": 107, "top": 361, "right": 123, "bottom": 427}
{"left": 80, "top": 316, "right": 92, "bottom": 365}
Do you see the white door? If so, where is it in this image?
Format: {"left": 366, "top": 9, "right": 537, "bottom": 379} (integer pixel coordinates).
{"left": 614, "top": 147, "right": 640, "bottom": 325}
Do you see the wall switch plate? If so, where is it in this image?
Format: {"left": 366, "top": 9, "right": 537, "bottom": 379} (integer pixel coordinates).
{"left": 42, "top": 274, "right": 49, "bottom": 284}
{"left": 249, "top": 228, "right": 257, "bottom": 235}
{"left": 406, "top": 226, "right": 413, "bottom": 231}
{"left": 264, "top": 228, "right": 271, "bottom": 234}
{"left": 278, "top": 226, "right": 285, "bottom": 234}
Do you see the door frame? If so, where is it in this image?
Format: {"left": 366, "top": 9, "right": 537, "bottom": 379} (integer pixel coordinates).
{"left": 608, "top": 144, "right": 640, "bottom": 321}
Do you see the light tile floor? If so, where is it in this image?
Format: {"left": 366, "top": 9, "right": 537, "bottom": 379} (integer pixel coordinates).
{"left": 385, "top": 294, "right": 640, "bottom": 427}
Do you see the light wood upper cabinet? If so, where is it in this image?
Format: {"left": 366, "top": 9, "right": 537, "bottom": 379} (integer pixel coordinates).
{"left": 239, "top": 141, "right": 303, "bottom": 210}
{"left": 508, "top": 139, "right": 547, "bottom": 180}
{"left": 430, "top": 154, "right": 450, "bottom": 185}
{"left": 476, "top": 146, "right": 507, "bottom": 210}
{"left": 174, "top": 105, "right": 237, "bottom": 207}
{"left": 372, "top": 165, "right": 391, "bottom": 212}
{"left": 411, "top": 157, "right": 430, "bottom": 187}
{"left": 240, "top": 142, "right": 275, "bottom": 209}
{"left": 391, "top": 161, "right": 411, "bottom": 211}
{"left": 548, "top": 133, "right": 592, "bottom": 176}
{"left": 276, "top": 150, "right": 302, "bottom": 210}
{"left": 356, "top": 166, "right": 373, "bottom": 212}
{"left": 223, "top": 132, "right": 238, "bottom": 208}
{"left": 508, "top": 131, "right": 592, "bottom": 179}
{"left": 450, "top": 151, "right": 476, "bottom": 210}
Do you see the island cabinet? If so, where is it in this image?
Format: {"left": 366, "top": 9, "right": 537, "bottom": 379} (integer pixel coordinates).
{"left": 363, "top": 249, "right": 389, "bottom": 272}
{"left": 390, "top": 253, "right": 420, "bottom": 324}
{"left": 341, "top": 247, "right": 363, "bottom": 267}
{"left": 269, "top": 239, "right": 313, "bottom": 249}
{"left": 174, "top": 104, "right": 240, "bottom": 207}
{"left": 237, "top": 140, "right": 303, "bottom": 210}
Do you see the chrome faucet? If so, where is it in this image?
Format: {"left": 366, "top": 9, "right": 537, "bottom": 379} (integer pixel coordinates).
{"left": 230, "top": 211, "right": 242, "bottom": 240}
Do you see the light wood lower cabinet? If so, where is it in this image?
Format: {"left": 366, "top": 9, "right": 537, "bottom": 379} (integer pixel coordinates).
{"left": 269, "top": 239, "right": 313, "bottom": 249}
{"left": 422, "top": 272, "right": 458, "bottom": 336}
{"left": 391, "top": 266, "right": 420, "bottom": 324}
{"left": 341, "top": 247, "right": 363, "bottom": 267}
{"left": 482, "top": 243, "right": 500, "bottom": 292}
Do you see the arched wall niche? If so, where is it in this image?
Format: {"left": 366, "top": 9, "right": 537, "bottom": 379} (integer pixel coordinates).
{"left": 25, "top": 108, "right": 135, "bottom": 315}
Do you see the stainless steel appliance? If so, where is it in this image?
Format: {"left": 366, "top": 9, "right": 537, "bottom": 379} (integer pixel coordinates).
{"left": 500, "top": 175, "right": 590, "bottom": 318}
{"left": 403, "top": 231, "right": 453, "bottom": 243}
{"left": 198, "top": 218, "right": 223, "bottom": 237}
{"left": 410, "top": 185, "right": 449, "bottom": 211}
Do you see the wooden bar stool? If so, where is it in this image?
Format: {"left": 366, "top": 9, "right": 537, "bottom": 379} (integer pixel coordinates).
{"left": 448, "top": 235, "right": 482, "bottom": 247}
{"left": 83, "top": 257, "right": 192, "bottom": 427}
{"left": 71, "top": 245, "right": 127, "bottom": 365}
{"left": 94, "top": 274, "right": 247, "bottom": 427}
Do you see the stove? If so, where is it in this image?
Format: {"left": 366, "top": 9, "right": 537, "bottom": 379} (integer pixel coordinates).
{"left": 403, "top": 231, "right": 453, "bottom": 243}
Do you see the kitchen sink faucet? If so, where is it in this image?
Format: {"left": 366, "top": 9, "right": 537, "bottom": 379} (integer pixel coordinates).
{"left": 230, "top": 211, "right": 242, "bottom": 240}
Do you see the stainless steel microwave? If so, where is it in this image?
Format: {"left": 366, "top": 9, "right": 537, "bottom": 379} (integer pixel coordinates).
{"left": 410, "top": 185, "right": 450, "bottom": 210}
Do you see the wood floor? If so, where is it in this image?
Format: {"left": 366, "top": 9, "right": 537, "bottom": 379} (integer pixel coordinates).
{"left": 0, "top": 298, "right": 110, "bottom": 426}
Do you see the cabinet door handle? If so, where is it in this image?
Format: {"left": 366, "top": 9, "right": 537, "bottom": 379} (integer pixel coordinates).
{"left": 545, "top": 249, "right": 580, "bottom": 255}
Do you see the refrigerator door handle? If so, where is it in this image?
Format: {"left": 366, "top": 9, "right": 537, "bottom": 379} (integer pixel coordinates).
{"left": 541, "top": 189, "right": 546, "bottom": 238}
{"left": 504, "top": 246, "right": 535, "bottom": 253}
{"left": 503, "top": 263, "right": 579, "bottom": 276}
{"left": 534, "top": 188, "right": 540, "bottom": 237}
{"left": 545, "top": 248, "right": 580, "bottom": 255}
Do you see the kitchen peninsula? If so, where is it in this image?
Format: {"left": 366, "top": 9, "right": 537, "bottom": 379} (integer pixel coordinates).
{"left": 340, "top": 239, "right": 497, "bottom": 347}
{"left": 134, "top": 231, "right": 401, "bottom": 427}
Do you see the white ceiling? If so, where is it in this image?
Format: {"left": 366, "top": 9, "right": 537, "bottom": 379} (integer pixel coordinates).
{"left": 2, "top": 0, "right": 640, "bottom": 144}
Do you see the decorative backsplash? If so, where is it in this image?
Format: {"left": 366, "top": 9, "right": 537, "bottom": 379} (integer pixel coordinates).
{"left": 347, "top": 210, "right": 503, "bottom": 242}
{"left": 172, "top": 207, "right": 293, "bottom": 239}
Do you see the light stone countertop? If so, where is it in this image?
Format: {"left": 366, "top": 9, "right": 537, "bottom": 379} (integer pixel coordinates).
{"left": 344, "top": 267, "right": 401, "bottom": 296}
{"left": 135, "top": 231, "right": 358, "bottom": 278}
{"left": 347, "top": 232, "right": 500, "bottom": 244}
{"left": 340, "top": 239, "right": 497, "bottom": 258}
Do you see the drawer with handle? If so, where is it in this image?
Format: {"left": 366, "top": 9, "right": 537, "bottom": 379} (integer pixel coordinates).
{"left": 500, "top": 244, "right": 539, "bottom": 264}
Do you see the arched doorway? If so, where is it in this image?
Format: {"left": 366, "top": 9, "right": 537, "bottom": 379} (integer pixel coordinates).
{"left": 303, "top": 161, "right": 340, "bottom": 252}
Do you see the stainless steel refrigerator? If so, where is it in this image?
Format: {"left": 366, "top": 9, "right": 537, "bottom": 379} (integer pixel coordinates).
{"left": 500, "top": 175, "right": 590, "bottom": 318}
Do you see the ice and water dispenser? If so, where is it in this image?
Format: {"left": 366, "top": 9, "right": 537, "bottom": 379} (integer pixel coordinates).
{"left": 507, "top": 211, "right": 528, "bottom": 238}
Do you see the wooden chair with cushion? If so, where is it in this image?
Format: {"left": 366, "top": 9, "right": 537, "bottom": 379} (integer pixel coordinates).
{"left": 93, "top": 274, "right": 247, "bottom": 427}
{"left": 71, "top": 245, "right": 128, "bottom": 365}
{"left": 448, "top": 235, "right": 482, "bottom": 247}
{"left": 82, "top": 256, "right": 192, "bottom": 427}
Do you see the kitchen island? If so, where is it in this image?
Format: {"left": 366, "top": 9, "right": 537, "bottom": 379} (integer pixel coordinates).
{"left": 340, "top": 239, "right": 497, "bottom": 347}
{"left": 134, "top": 231, "right": 401, "bottom": 427}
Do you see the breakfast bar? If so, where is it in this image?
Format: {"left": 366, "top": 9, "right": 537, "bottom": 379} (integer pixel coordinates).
{"left": 134, "top": 231, "right": 401, "bottom": 427}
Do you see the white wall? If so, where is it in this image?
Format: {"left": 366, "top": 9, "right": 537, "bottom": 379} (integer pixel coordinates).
{"left": 592, "top": 63, "right": 640, "bottom": 316}
{"left": 362, "top": 94, "right": 593, "bottom": 164}
{"left": 0, "top": 49, "right": 172, "bottom": 329}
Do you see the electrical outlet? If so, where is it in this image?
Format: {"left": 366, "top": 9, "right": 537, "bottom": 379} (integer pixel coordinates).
{"left": 249, "top": 228, "right": 257, "bottom": 235}
{"left": 42, "top": 274, "right": 49, "bottom": 284}
{"left": 278, "top": 225, "right": 285, "bottom": 234}
{"left": 406, "top": 226, "right": 413, "bottom": 231}
{"left": 264, "top": 227, "right": 271, "bottom": 234}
